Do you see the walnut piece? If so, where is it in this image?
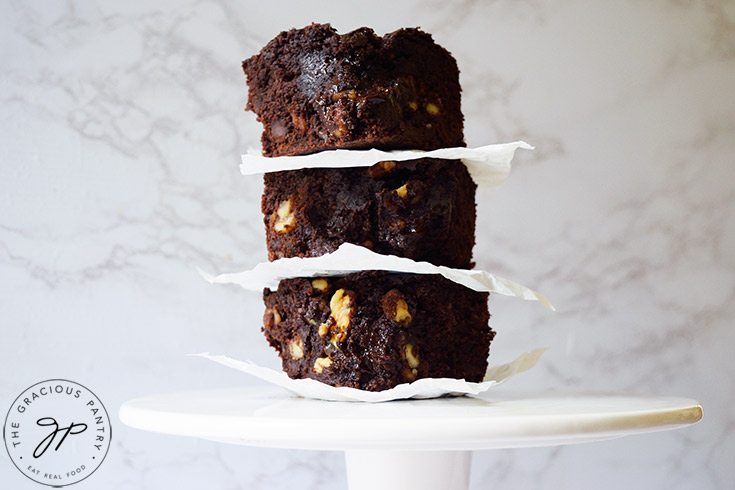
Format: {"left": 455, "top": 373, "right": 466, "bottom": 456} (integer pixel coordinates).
{"left": 318, "top": 288, "right": 354, "bottom": 342}
{"left": 288, "top": 338, "right": 304, "bottom": 360}
{"left": 395, "top": 301, "right": 411, "bottom": 324}
{"left": 311, "top": 278, "right": 329, "bottom": 293}
{"left": 263, "top": 307, "right": 281, "bottom": 328}
{"left": 331, "top": 89, "right": 357, "bottom": 101}
{"left": 368, "top": 160, "right": 398, "bottom": 179}
{"left": 313, "top": 357, "right": 333, "bottom": 374}
{"left": 382, "top": 289, "right": 412, "bottom": 326}
{"left": 401, "top": 342, "right": 420, "bottom": 381}
{"left": 273, "top": 199, "right": 296, "bottom": 234}
{"left": 290, "top": 112, "right": 307, "bottom": 132}
{"left": 405, "top": 343, "right": 420, "bottom": 369}
{"left": 426, "top": 102, "right": 440, "bottom": 115}
{"left": 402, "top": 366, "right": 418, "bottom": 382}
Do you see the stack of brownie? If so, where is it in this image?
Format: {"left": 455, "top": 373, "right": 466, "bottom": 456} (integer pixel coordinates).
{"left": 242, "top": 24, "right": 493, "bottom": 391}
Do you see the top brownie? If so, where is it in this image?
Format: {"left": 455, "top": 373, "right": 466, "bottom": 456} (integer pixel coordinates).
{"left": 243, "top": 23, "right": 464, "bottom": 156}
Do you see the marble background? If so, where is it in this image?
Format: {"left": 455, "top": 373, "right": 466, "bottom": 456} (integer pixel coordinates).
{"left": 1, "top": 0, "right": 733, "bottom": 488}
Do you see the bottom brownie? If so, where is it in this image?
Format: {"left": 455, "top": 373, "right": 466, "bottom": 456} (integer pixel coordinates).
{"left": 262, "top": 271, "right": 493, "bottom": 391}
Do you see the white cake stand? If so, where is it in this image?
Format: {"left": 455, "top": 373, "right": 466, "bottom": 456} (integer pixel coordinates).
{"left": 119, "top": 386, "right": 702, "bottom": 490}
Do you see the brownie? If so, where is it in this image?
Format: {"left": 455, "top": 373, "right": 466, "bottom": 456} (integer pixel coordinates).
{"left": 243, "top": 23, "right": 464, "bottom": 157}
{"left": 262, "top": 158, "right": 476, "bottom": 269}
{"left": 262, "top": 271, "right": 493, "bottom": 391}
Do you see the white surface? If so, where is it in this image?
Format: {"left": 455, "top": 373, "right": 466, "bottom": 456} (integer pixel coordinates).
{"left": 119, "top": 387, "right": 702, "bottom": 451}
{"left": 2, "top": 1, "right": 733, "bottom": 489}
{"left": 345, "top": 450, "right": 472, "bottom": 490}
{"left": 120, "top": 387, "right": 701, "bottom": 490}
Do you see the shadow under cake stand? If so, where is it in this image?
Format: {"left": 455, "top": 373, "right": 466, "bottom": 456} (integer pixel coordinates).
{"left": 119, "top": 386, "right": 702, "bottom": 490}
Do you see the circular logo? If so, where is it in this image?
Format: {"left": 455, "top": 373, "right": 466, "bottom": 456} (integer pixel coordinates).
{"left": 3, "top": 379, "right": 111, "bottom": 487}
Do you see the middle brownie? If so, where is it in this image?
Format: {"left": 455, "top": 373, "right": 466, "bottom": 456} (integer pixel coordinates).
{"left": 262, "top": 158, "right": 476, "bottom": 269}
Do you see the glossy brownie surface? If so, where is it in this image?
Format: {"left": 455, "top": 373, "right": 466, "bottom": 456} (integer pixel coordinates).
{"left": 243, "top": 23, "right": 464, "bottom": 156}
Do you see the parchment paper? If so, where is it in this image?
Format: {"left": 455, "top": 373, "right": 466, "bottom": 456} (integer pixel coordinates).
{"left": 193, "top": 348, "right": 546, "bottom": 402}
{"left": 199, "top": 243, "right": 554, "bottom": 310}
{"left": 240, "top": 141, "right": 533, "bottom": 187}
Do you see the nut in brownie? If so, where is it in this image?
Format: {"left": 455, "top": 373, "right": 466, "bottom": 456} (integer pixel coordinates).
{"left": 262, "top": 271, "right": 493, "bottom": 391}
{"left": 262, "top": 158, "right": 476, "bottom": 269}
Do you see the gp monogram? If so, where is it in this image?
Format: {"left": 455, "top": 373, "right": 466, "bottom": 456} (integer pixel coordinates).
{"left": 3, "top": 379, "right": 111, "bottom": 486}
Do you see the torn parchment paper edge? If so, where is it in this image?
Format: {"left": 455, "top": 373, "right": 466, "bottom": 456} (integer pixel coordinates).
{"left": 199, "top": 243, "right": 554, "bottom": 311}
{"left": 192, "top": 348, "right": 547, "bottom": 402}
{"left": 240, "top": 141, "right": 533, "bottom": 188}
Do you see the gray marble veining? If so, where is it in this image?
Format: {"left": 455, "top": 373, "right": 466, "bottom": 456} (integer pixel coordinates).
{"left": 1, "top": 0, "right": 733, "bottom": 488}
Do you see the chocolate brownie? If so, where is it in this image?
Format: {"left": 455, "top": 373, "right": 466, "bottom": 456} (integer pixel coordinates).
{"left": 262, "top": 158, "right": 476, "bottom": 269}
{"left": 262, "top": 271, "right": 493, "bottom": 391}
{"left": 243, "top": 23, "right": 464, "bottom": 157}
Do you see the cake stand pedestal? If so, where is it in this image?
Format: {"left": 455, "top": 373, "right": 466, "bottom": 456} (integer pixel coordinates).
{"left": 119, "top": 386, "right": 701, "bottom": 490}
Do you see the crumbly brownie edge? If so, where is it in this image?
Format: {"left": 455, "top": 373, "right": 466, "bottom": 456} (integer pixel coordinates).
{"left": 243, "top": 23, "right": 464, "bottom": 157}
